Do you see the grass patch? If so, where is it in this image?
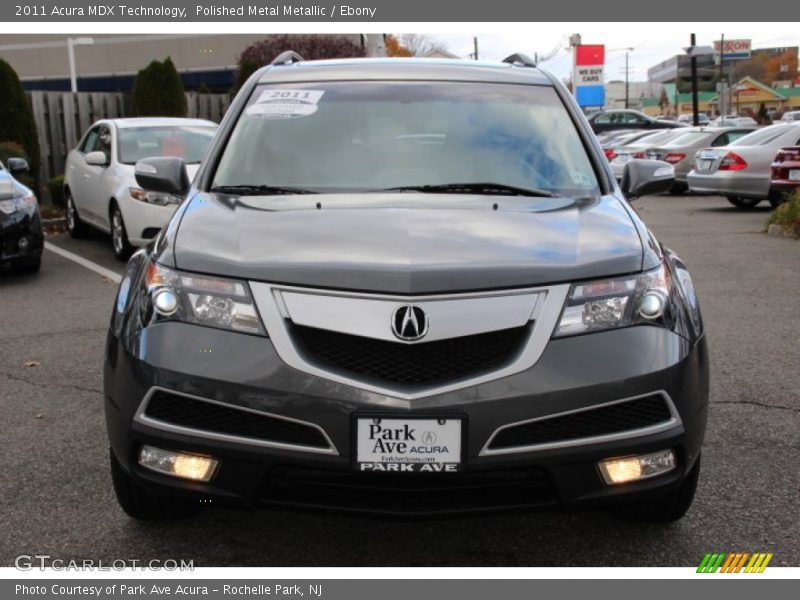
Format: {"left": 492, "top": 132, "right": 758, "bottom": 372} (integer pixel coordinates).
{"left": 768, "top": 189, "right": 800, "bottom": 237}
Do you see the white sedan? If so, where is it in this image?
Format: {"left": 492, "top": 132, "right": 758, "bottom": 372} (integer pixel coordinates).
{"left": 64, "top": 118, "right": 217, "bottom": 260}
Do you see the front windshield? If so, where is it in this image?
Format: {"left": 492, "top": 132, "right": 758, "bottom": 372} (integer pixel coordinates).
{"left": 212, "top": 81, "right": 600, "bottom": 197}
{"left": 117, "top": 126, "right": 216, "bottom": 165}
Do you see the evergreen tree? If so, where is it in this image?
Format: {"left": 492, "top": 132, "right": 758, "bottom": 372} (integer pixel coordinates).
{"left": 131, "top": 57, "right": 187, "bottom": 117}
{"left": 0, "top": 59, "right": 41, "bottom": 184}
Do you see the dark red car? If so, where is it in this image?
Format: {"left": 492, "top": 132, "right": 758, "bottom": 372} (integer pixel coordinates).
{"left": 769, "top": 146, "right": 800, "bottom": 207}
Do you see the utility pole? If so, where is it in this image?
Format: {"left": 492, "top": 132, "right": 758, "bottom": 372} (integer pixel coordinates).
{"left": 690, "top": 33, "right": 700, "bottom": 126}
{"left": 473, "top": 37, "right": 479, "bottom": 61}
{"left": 67, "top": 36, "right": 94, "bottom": 93}
{"left": 718, "top": 34, "right": 726, "bottom": 118}
{"left": 625, "top": 51, "right": 630, "bottom": 109}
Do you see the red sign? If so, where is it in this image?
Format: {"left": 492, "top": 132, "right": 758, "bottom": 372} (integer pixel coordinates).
{"left": 575, "top": 44, "right": 605, "bottom": 66}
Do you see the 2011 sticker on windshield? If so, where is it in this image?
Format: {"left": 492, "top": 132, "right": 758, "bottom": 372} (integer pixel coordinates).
{"left": 246, "top": 90, "right": 325, "bottom": 119}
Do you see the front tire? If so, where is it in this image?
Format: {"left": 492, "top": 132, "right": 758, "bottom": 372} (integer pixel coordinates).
{"left": 110, "top": 449, "right": 201, "bottom": 520}
{"left": 609, "top": 455, "right": 701, "bottom": 523}
{"left": 726, "top": 196, "right": 762, "bottom": 209}
{"left": 110, "top": 202, "right": 133, "bottom": 262}
{"left": 66, "top": 191, "right": 89, "bottom": 238}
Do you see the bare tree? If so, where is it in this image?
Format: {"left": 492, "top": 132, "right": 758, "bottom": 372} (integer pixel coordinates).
{"left": 399, "top": 34, "right": 449, "bottom": 57}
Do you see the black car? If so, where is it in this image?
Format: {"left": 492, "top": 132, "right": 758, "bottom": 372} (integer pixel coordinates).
{"left": 0, "top": 157, "right": 43, "bottom": 274}
{"left": 105, "top": 53, "right": 708, "bottom": 522}
{"left": 587, "top": 109, "right": 685, "bottom": 134}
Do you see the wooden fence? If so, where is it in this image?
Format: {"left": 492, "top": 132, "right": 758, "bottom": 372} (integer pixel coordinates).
{"left": 29, "top": 91, "right": 232, "bottom": 183}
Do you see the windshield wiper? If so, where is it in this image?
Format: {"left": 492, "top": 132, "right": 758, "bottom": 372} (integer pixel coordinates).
{"left": 210, "top": 185, "right": 318, "bottom": 196}
{"left": 380, "top": 182, "right": 557, "bottom": 198}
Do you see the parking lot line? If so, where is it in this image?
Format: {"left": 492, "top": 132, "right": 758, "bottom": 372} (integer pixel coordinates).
{"left": 44, "top": 241, "right": 122, "bottom": 284}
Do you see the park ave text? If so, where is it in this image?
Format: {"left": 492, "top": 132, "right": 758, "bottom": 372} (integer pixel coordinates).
{"left": 17, "top": 4, "right": 378, "bottom": 18}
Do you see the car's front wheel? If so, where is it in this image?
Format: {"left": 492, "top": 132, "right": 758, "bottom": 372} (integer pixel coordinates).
{"left": 66, "top": 191, "right": 89, "bottom": 238}
{"left": 110, "top": 449, "right": 201, "bottom": 520}
{"left": 609, "top": 454, "right": 701, "bottom": 523}
{"left": 726, "top": 196, "right": 762, "bottom": 209}
{"left": 110, "top": 202, "right": 133, "bottom": 262}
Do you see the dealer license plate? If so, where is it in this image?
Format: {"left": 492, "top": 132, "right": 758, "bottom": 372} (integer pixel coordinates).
{"left": 789, "top": 169, "right": 800, "bottom": 181}
{"left": 698, "top": 159, "right": 714, "bottom": 171}
{"left": 355, "top": 417, "right": 463, "bottom": 473}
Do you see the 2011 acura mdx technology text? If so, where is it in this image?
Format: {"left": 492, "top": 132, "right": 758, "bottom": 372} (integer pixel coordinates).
{"left": 104, "top": 53, "right": 709, "bottom": 522}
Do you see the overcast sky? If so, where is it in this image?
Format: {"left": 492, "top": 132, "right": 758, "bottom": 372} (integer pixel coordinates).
{"left": 429, "top": 26, "right": 799, "bottom": 81}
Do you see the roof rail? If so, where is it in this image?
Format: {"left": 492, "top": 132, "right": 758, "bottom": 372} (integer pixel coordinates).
{"left": 271, "top": 50, "right": 305, "bottom": 66}
{"left": 502, "top": 53, "right": 537, "bottom": 68}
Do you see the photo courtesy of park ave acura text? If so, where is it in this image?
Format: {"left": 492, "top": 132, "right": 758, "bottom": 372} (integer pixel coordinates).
{"left": 0, "top": 20, "right": 798, "bottom": 573}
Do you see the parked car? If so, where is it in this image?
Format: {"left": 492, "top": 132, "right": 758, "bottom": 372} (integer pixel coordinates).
{"left": 610, "top": 128, "right": 687, "bottom": 180}
{"left": 708, "top": 115, "right": 758, "bottom": 127}
{"left": 769, "top": 146, "right": 800, "bottom": 206}
{"left": 643, "top": 126, "right": 755, "bottom": 192}
{"left": 676, "top": 113, "right": 710, "bottom": 126}
{"left": 0, "top": 157, "right": 43, "bottom": 274}
{"left": 779, "top": 110, "right": 800, "bottom": 123}
{"left": 64, "top": 118, "right": 218, "bottom": 260}
{"left": 597, "top": 129, "right": 661, "bottom": 161}
{"left": 586, "top": 109, "right": 685, "bottom": 133}
{"left": 105, "top": 54, "right": 708, "bottom": 523}
{"left": 687, "top": 123, "right": 800, "bottom": 208}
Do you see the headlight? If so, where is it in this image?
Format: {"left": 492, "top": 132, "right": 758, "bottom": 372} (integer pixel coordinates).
{"left": 141, "top": 262, "right": 265, "bottom": 336}
{"left": 129, "top": 186, "right": 182, "bottom": 206}
{"left": 0, "top": 193, "right": 37, "bottom": 215}
{"left": 553, "top": 263, "right": 674, "bottom": 337}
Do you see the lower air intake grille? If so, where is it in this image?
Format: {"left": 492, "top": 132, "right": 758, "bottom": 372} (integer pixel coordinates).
{"left": 260, "top": 465, "right": 555, "bottom": 515}
{"left": 487, "top": 394, "right": 673, "bottom": 450}
{"left": 291, "top": 325, "right": 529, "bottom": 387}
{"left": 144, "top": 391, "right": 330, "bottom": 449}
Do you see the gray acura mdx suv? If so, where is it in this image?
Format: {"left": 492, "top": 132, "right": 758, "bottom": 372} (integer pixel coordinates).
{"left": 105, "top": 53, "right": 708, "bottom": 522}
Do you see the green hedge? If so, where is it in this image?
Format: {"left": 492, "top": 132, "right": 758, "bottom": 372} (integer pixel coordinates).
{"left": 768, "top": 190, "right": 800, "bottom": 237}
{"left": 47, "top": 175, "right": 65, "bottom": 207}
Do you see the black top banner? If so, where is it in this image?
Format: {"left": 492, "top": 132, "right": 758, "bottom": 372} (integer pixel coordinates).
{"left": 0, "top": 0, "right": 785, "bottom": 21}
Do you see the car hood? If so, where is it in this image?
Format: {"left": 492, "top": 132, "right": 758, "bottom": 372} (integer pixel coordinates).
{"left": 171, "top": 193, "right": 644, "bottom": 294}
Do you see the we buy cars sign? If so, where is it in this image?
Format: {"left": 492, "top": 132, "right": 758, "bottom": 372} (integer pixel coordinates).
{"left": 573, "top": 44, "right": 605, "bottom": 108}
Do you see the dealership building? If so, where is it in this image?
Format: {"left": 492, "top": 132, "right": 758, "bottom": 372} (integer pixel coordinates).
{"left": 0, "top": 34, "right": 387, "bottom": 92}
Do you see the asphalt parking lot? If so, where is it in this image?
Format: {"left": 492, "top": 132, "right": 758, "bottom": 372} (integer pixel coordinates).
{"left": 1, "top": 194, "right": 798, "bottom": 567}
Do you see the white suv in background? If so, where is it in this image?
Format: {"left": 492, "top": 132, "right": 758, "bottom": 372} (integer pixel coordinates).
{"left": 64, "top": 118, "right": 217, "bottom": 260}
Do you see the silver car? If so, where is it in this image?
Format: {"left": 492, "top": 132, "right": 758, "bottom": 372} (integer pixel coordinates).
{"left": 687, "top": 123, "right": 800, "bottom": 208}
{"left": 643, "top": 127, "right": 755, "bottom": 191}
{"left": 610, "top": 129, "right": 686, "bottom": 180}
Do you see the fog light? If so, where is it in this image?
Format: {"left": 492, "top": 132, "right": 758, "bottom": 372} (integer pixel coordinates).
{"left": 138, "top": 445, "right": 218, "bottom": 482}
{"left": 152, "top": 287, "right": 179, "bottom": 316}
{"left": 17, "top": 236, "right": 31, "bottom": 252}
{"left": 598, "top": 449, "right": 676, "bottom": 485}
{"left": 638, "top": 292, "right": 665, "bottom": 319}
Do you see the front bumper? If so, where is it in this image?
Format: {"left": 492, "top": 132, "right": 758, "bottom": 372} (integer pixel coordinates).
{"left": 687, "top": 171, "right": 770, "bottom": 199}
{"left": 105, "top": 323, "right": 709, "bottom": 516}
{"left": 0, "top": 210, "right": 43, "bottom": 265}
{"left": 119, "top": 194, "right": 177, "bottom": 247}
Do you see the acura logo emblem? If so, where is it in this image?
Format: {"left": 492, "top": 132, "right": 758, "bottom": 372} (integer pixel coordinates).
{"left": 391, "top": 305, "right": 428, "bottom": 341}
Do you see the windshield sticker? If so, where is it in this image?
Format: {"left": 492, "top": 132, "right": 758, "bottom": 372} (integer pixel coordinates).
{"left": 246, "top": 89, "right": 325, "bottom": 119}
{"left": 570, "top": 170, "right": 593, "bottom": 186}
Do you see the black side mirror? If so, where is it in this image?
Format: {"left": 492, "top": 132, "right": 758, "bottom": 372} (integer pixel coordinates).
{"left": 621, "top": 159, "right": 676, "bottom": 200}
{"left": 6, "top": 157, "right": 29, "bottom": 177}
{"left": 135, "top": 157, "right": 190, "bottom": 196}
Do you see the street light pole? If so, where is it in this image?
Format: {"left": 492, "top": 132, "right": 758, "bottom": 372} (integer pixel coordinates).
{"left": 690, "top": 33, "right": 700, "bottom": 126}
{"left": 67, "top": 37, "right": 94, "bottom": 93}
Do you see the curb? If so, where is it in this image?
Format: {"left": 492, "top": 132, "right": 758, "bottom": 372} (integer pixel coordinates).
{"left": 42, "top": 217, "right": 66, "bottom": 228}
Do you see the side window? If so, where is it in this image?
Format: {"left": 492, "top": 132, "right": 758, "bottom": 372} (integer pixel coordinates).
{"left": 711, "top": 133, "right": 729, "bottom": 146}
{"left": 721, "top": 131, "right": 749, "bottom": 145}
{"left": 96, "top": 126, "right": 112, "bottom": 162}
{"left": 625, "top": 112, "right": 647, "bottom": 124}
{"left": 595, "top": 114, "right": 611, "bottom": 124}
{"left": 79, "top": 127, "right": 100, "bottom": 154}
